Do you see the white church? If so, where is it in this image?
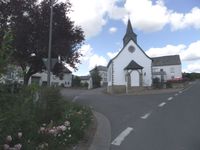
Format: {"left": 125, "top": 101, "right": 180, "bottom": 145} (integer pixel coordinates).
{"left": 107, "top": 19, "right": 182, "bottom": 93}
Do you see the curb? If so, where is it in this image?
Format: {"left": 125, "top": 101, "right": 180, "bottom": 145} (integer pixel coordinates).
{"left": 89, "top": 111, "right": 111, "bottom": 150}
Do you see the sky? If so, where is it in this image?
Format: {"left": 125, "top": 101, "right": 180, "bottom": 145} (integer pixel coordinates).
{"left": 63, "top": 0, "right": 200, "bottom": 76}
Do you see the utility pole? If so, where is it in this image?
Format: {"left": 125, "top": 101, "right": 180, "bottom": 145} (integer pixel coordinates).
{"left": 47, "top": 0, "right": 53, "bottom": 86}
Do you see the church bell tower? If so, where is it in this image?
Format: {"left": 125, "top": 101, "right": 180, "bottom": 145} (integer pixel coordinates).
{"left": 123, "top": 19, "right": 137, "bottom": 47}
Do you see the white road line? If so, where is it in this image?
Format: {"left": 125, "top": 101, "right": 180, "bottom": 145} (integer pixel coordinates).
{"left": 174, "top": 93, "right": 178, "bottom": 96}
{"left": 72, "top": 96, "right": 79, "bottom": 102}
{"left": 158, "top": 102, "right": 166, "bottom": 107}
{"left": 111, "top": 127, "right": 133, "bottom": 146}
{"left": 168, "top": 97, "right": 173, "bottom": 101}
{"left": 141, "top": 112, "right": 152, "bottom": 119}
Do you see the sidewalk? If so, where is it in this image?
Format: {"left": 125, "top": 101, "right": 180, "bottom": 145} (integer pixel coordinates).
{"left": 74, "top": 111, "right": 111, "bottom": 150}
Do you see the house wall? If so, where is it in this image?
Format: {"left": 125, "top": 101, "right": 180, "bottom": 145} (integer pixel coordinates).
{"left": 152, "top": 65, "right": 182, "bottom": 80}
{"left": 112, "top": 40, "right": 152, "bottom": 87}
{"left": 29, "top": 72, "right": 72, "bottom": 87}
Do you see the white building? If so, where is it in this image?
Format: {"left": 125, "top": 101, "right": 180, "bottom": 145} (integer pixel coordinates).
{"left": 152, "top": 55, "right": 182, "bottom": 82}
{"left": 107, "top": 19, "right": 182, "bottom": 93}
{"left": 107, "top": 19, "right": 152, "bottom": 93}
{"left": 30, "top": 67, "right": 72, "bottom": 87}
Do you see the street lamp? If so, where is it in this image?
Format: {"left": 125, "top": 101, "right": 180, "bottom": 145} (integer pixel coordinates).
{"left": 47, "top": 0, "right": 54, "bottom": 86}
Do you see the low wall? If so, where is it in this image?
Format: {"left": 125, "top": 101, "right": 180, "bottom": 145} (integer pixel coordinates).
{"left": 107, "top": 85, "right": 126, "bottom": 94}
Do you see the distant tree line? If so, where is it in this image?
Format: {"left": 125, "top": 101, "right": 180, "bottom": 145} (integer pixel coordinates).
{"left": 182, "top": 72, "right": 200, "bottom": 80}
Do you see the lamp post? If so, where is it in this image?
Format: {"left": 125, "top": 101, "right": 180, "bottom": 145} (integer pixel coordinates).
{"left": 47, "top": 0, "right": 53, "bottom": 86}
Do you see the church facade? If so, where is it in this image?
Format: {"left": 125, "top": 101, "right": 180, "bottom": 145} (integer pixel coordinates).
{"left": 107, "top": 19, "right": 182, "bottom": 93}
{"left": 107, "top": 19, "right": 152, "bottom": 93}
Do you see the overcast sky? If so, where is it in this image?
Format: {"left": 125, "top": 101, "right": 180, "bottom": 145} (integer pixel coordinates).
{"left": 63, "top": 0, "right": 200, "bottom": 75}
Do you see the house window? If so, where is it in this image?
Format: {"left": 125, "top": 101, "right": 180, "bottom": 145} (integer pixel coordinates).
{"left": 170, "top": 67, "right": 175, "bottom": 73}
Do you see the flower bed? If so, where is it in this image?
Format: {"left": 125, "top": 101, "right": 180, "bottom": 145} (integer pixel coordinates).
{"left": 0, "top": 85, "right": 92, "bottom": 150}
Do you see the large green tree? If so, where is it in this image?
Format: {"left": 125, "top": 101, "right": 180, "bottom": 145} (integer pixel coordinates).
{"left": 0, "top": 0, "right": 84, "bottom": 84}
{"left": 91, "top": 67, "right": 102, "bottom": 88}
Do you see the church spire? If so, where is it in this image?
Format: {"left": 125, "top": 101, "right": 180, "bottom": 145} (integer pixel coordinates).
{"left": 123, "top": 19, "right": 137, "bottom": 46}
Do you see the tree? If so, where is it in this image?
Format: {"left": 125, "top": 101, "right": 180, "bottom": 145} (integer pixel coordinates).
{"left": 91, "top": 67, "right": 102, "bottom": 88}
{"left": 0, "top": 31, "right": 13, "bottom": 76}
{"left": 72, "top": 76, "right": 81, "bottom": 87}
{"left": 0, "top": 0, "right": 84, "bottom": 85}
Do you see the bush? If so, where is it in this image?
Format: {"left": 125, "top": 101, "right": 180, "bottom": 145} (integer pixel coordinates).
{"left": 0, "top": 85, "right": 92, "bottom": 149}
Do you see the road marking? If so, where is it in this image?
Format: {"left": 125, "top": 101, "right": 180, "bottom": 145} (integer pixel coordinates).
{"left": 179, "top": 91, "right": 182, "bottom": 94}
{"left": 141, "top": 112, "right": 152, "bottom": 119}
{"left": 72, "top": 96, "right": 79, "bottom": 102}
{"left": 174, "top": 93, "right": 178, "bottom": 96}
{"left": 111, "top": 127, "right": 133, "bottom": 146}
{"left": 158, "top": 102, "right": 166, "bottom": 107}
{"left": 168, "top": 97, "right": 173, "bottom": 101}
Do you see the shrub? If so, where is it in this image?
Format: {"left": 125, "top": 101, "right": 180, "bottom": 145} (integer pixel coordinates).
{"left": 0, "top": 85, "right": 92, "bottom": 149}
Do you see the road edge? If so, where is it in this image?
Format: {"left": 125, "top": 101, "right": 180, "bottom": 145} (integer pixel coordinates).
{"left": 89, "top": 111, "right": 111, "bottom": 150}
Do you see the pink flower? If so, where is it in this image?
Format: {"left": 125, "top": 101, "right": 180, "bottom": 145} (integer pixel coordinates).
{"left": 49, "top": 129, "right": 55, "bottom": 134}
{"left": 14, "top": 144, "right": 22, "bottom": 150}
{"left": 59, "top": 125, "right": 66, "bottom": 131}
{"left": 3, "top": 144, "right": 9, "bottom": 150}
{"left": 6, "top": 135, "right": 12, "bottom": 142}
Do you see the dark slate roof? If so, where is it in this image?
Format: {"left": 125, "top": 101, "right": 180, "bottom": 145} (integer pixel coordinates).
{"left": 79, "top": 75, "right": 90, "bottom": 80}
{"left": 90, "top": 65, "right": 107, "bottom": 72}
{"left": 123, "top": 19, "right": 137, "bottom": 46}
{"left": 152, "top": 55, "right": 181, "bottom": 66}
{"left": 63, "top": 67, "right": 72, "bottom": 73}
{"left": 124, "top": 60, "right": 143, "bottom": 70}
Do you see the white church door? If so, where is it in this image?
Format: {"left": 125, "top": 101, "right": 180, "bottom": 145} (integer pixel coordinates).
{"left": 131, "top": 71, "right": 140, "bottom": 86}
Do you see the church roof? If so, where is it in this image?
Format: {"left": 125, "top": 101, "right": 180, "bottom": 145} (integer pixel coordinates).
{"left": 152, "top": 55, "right": 181, "bottom": 66}
{"left": 124, "top": 60, "right": 143, "bottom": 70}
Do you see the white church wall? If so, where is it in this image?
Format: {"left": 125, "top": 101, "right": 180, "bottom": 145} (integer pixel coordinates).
{"left": 113, "top": 40, "right": 152, "bottom": 86}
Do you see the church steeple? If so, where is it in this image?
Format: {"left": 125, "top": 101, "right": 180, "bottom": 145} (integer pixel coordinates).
{"left": 123, "top": 19, "right": 137, "bottom": 46}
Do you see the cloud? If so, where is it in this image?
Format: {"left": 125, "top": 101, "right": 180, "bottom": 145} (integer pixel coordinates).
{"left": 109, "top": 27, "right": 118, "bottom": 33}
{"left": 77, "top": 44, "right": 108, "bottom": 71}
{"left": 69, "top": 0, "right": 118, "bottom": 38}
{"left": 146, "top": 40, "right": 200, "bottom": 73}
{"left": 67, "top": 0, "right": 200, "bottom": 37}
{"left": 146, "top": 44, "right": 185, "bottom": 58}
{"left": 181, "top": 41, "right": 200, "bottom": 61}
{"left": 89, "top": 55, "right": 108, "bottom": 69}
{"left": 170, "top": 7, "right": 200, "bottom": 31}
{"left": 146, "top": 40, "right": 200, "bottom": 62}
{"left": 123, "top": 0, "right": 170, "bottom": 32}
{"left": 107, "top": 51, "right": 119, "bottom": 59}
{"left": 183, "top": 61, "right": 200, "bottom": 73}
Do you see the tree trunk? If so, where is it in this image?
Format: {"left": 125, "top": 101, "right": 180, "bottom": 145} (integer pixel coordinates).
{"left": 24, "top": 73, "right": 31, "bottom": 85}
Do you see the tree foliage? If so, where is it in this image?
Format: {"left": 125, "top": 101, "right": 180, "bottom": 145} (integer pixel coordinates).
{"left": 0, "top": 31, "right": 13, "bottom": 75}
{"left": 91, "top": 67, "right": 102, "bottom": 88}
{"left": 0, "top": 0, "right": 84, "bottom": 84}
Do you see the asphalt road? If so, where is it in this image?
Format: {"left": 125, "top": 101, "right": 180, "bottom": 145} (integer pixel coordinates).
{"left": 61, "top": 80, "right": 200, "bottom": 150}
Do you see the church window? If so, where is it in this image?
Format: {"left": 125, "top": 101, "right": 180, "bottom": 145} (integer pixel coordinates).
{"left": 128, "top": 45, "right": 135, "bottom": 53}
